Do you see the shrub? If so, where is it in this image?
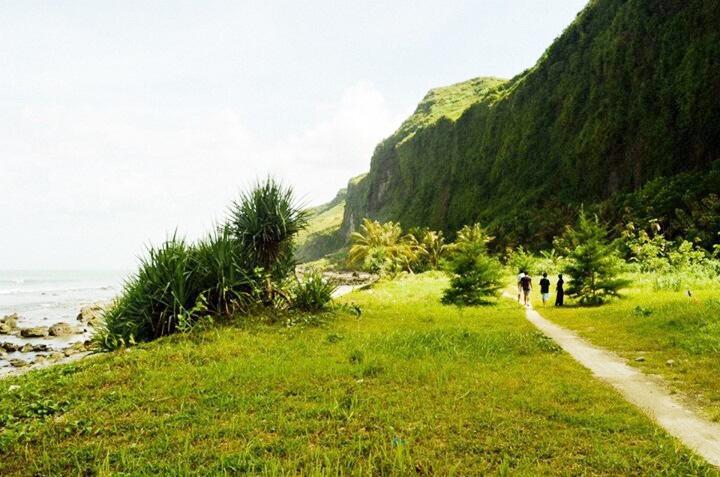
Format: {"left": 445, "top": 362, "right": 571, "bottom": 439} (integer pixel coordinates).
{"left": 408, "top": 227, "right": 448, "bottom": 271}
{"left": 98, "top": 237, "right": 203, "bottom": 349}
{"left": 348, "top": 219, "right": 417, "bottom": 275}
{"left": 442, "top": 224, "right": 504, "bottom": 306}
{"left": 505, "top": 245, "right": 538, "bottom": 275}
{"left": 97, "top": 178, "right": 308, "bottom": 350}
{"left": 191, "top": 226, "right": 254, "bottom": 314}
{"left": 560, "top": 211, "right": 630, "bottom": 305}
{"left": 229, "top": 178, "right": 308, "bottom": 304}
{"left": 292, "top": 270, "right": 337, "bottom": 312}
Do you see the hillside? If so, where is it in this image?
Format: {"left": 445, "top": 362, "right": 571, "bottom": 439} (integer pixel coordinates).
{"left": 341, "top": 0, "right": 720, "bottom": 248}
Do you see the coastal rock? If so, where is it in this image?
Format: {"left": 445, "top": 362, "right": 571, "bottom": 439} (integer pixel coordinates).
{"left": 49, "top": 322, "right": 76, "bottom": 337}
{"left": 32, "top": 344, "right": 50, "bottom": 352}
{"left": 0, "top": 314, "right": 18, "bottom": 333}
{"left": 77, "top": 305, "right": 104, "bottom": 327}
{"left": 20, "top": 344, "right": 34, "bottom": 353}
{"left": 20, "top": 327, "right": 49, "bottom": 338}
{"left": 2, "top": 342, "right": 20, "bottom": 352}
{"left": 1, "top": 313, "right": 19, "bottom": 325}
{"left": 9, "top": 359, "right": 28, "bottom": 368}
{"left": 48, "top": 352, "right": 65, "bottom": 361}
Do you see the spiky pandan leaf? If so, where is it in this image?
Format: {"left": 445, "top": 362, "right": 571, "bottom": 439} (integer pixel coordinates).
{"left": 229, "top": 178, "right": 308, "bottom": 272}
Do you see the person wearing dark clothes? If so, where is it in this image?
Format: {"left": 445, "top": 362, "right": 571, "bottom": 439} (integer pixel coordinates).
{"left": 519, "top": 272, "right": 532, "bottom": 307}
{"left": 539, "top": 273, "right": 551, "bottom": 307}
{"left": 555, "top": 274, "right": 565, "bottom": 306}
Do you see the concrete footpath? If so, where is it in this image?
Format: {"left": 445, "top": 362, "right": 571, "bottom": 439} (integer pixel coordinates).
{"left": 521, "top": 300, "right": 720, "bottom": 467}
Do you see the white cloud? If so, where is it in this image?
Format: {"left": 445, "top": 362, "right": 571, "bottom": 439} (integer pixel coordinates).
{"left": 0, "top": 81, "right": 403, "bottom": 269}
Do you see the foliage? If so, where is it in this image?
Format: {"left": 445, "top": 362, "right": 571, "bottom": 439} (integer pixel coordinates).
{"left": 560, "top": 211, "right": 630, "bottom": 306}
{"left": 291, "top": 270, "right": 337, "bottom": 312}
{"left": 442, "top": 224, "right": 503, "bottom": 306}
{"left": 406, "top": 227, "right": 448, "bottom": 272}
{"left": 229, "top": 178, "right": 309, "bottom": 303}
{"left": 98, "top": 237, "right": 207, "bottom": 349}
{"left": 504, "top": 246, "right": 537, "bottom": 275}
{"left": 621, "top": 220, "right": 720, "bottom": 289}
{"left": 342, "top": 0, "right": 720, "bottom": 252}
{"left": 348, "top": 219, "right": 417, "bottom": 275}
{"left": 98, "top": 178, "right": 307, "bottom": 350}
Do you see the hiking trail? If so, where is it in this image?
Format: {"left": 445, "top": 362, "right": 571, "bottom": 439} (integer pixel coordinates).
{"left": 516, "top": 297, "right": 720, "bottom": 467}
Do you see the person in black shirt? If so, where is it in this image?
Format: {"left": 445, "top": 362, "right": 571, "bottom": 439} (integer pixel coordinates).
{"left": 520, "top": 271, "right": 532, "bottom": 307}
{"left": 555, "top": 274, "right": 565, "bottom": 306}
{"left": 539, "top": 273, "right": 551, "bottom": 307}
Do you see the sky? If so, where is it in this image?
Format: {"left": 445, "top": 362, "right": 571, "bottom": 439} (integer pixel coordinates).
{"left": 0, "top": 0, "right": 588, "bottom": 270}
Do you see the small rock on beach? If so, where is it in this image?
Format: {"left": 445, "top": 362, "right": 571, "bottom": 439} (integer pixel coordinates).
{"left": 20, "top": 327, "right": 49, "bottom": 338}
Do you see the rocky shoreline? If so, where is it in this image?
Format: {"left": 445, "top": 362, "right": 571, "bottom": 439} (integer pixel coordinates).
{"left": 0, "top": 304, "right": 104, "bottom": 378}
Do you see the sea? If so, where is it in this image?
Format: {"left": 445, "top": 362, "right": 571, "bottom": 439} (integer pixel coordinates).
{"left": 0, "top": 270, "right": 128, "bottom": 374}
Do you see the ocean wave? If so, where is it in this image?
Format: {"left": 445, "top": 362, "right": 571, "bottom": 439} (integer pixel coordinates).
{"left": 0, "top": 285, "right": 115, "bottom": 296}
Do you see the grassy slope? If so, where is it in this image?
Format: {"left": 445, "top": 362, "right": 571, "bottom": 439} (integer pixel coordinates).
{"left": 393, "top": 77, "right": 506, "bottom": 142}
{"left": 532, "top": 276, "right": 720, "bottom": 422}
{"left": 0, "top": 274, "right": 714, "bottom": 475}
{"left": 296, "top": 200, "right": 345, "bottom": 247}
{"left": 295, "top": 194, "right": 347, "bottom": 263}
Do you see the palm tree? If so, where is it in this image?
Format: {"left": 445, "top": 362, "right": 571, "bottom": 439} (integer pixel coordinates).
{"left": 349, "top": 218, "right": 417, "bottom": 273}
{"left": 419, "top": 230, "right": 447, "bottom": 269}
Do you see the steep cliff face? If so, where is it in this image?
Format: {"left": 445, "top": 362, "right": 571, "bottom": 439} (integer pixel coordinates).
{"left": 343, "top": 0, "right": 720, "bottom": 248}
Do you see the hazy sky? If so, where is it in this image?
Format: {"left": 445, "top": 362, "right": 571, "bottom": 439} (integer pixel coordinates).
{"left": 1, "top": 0, "right": 587, "bottom": 270}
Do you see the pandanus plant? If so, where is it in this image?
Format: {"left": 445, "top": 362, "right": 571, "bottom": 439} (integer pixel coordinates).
{"left": 229, "top": 178, "right": 308, "bottom": 305}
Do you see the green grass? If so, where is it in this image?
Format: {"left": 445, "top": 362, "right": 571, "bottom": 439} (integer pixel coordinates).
{"left": 0, "top": 274, "right": 715, "bottom": 475}
{"left": 395, "top": 76, "right": 506, "bottom": 142}
{"left": 533, "top": 274, "right": 720, "bottom": 422}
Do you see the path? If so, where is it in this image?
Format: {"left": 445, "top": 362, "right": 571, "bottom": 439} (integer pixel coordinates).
{"left": 517, "top": 298, "right": 720, "bottom": 467}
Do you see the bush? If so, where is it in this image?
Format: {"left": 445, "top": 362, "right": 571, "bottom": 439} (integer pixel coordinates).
{"left": 292, "top": 271, "right": 337, "bottom": 312}
{"left": 348, "top": 219, "right": 417, "bottom": 275}
{"left": 560, "top": 211, "right": 630, "bottom": 306}
{"left": 442, "top": 224, "right": 504, "bottom": 306}
{"left": 98, "top": 237, "right": 203, "bottom": 349}
{"left": 505, "top": 246, "right": 538, "bottom": 275}
{"left": 229, "top": 178, "right": 308, "bottom": 304}
{"left": 97, "top": 178, "right": 308, "bottom": 350}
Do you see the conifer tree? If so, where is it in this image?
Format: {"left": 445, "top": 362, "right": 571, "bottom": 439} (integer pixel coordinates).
{"left": 561, "top": 211, "right": 630, "bottom": 305}
{"left": 442, "top": 224, "right": 503, "bottom": 306}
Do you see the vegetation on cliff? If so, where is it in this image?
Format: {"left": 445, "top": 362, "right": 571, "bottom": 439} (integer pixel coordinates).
{"left": 342, "top": 0, "right": 720, "bottom": 251}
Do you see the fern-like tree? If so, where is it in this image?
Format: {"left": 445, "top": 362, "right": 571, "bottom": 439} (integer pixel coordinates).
{"left": 229, "top": 178, "right": 308, "bottom": 304}
{"left": 442, "top": 224, "right": 503, "bottom": 306}
{"left": 348, "top": 218, "right": 417, "bottom": 274}
{"left": 409, "top": 227, "right": 448, "bottom": 271}
{"left": 561, "top": 211, "right": 630, "bottom": 305}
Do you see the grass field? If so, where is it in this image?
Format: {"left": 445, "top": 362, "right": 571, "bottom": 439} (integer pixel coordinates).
{"left": 531, "top": 275, "right": 720, "bottom": 423}
{"left": 0, "top": 274, "right": 715, "bottom": 475}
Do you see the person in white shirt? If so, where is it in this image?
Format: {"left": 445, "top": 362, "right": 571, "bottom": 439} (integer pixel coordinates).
{"left": 517, "top": 271, "right": 525, "bottom": 303}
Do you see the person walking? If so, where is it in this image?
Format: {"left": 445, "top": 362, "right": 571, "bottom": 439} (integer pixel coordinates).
{"left": 516, "top": 270, "right": 525, "bottom": 303}
{"left": 555, "top": 274, "right": 565, "bottom": 306}
{"left": 539, "top": 272, "right": 551, "bottom": 307}
{"left": 520, "top": 271, "right": 532, "bottom": 307}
